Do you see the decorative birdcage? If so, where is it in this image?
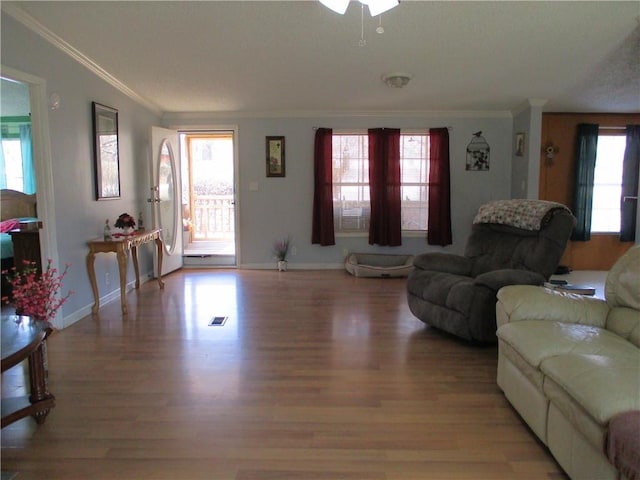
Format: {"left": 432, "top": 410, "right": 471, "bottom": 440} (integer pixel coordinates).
{"left": 466, "top": 131, "right": 490, "bottom": 171}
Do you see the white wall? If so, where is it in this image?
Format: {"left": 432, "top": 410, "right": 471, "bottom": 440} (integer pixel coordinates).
{"left": 511, "top": 99, "right": 545, "bottom": 199}
{"left": 2, "top": 14, "right": 161, "bottom": 324}
{"left": 3, "top": 11, "right": 515, "bottom": 325}
{"left": 167, "top": 113, "right": 514, "bottom": 267}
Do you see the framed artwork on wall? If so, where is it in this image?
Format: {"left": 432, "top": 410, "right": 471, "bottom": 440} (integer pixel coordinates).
{"left": 92, "top": 102, "right": 121, "bottom": 200}
{"left": 266, "top": 136, "right": 285, "bottom": 177}
{"left": 515, "top": 132, "right": 526, "bottom": 157}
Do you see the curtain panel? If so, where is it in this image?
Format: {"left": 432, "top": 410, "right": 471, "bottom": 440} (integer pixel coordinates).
{"left": 311, "top": 128, "right": 335, "bottom": 246}
{"left": 368, "top": 128, "right": 401, "bottom": 246}
{"left": 620, "top": 125, "right": 640, "bottom": 242}
{"left": 20, "top": 124, "right": 36, "bottom": 194}
{"left": 571, "top": 123, "right": 599, "bottom": 241}
{"left": 427, "top": 127, "right": 452, "bottom": 246}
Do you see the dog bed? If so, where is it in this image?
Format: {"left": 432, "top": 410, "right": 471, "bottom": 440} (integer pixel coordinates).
{"left": 345, "top": 253, "right": 414, "bottom": 278}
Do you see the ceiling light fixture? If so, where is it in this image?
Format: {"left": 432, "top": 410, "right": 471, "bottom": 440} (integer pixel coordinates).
{"left": 382, "top": 73, "right": 411, "bottom": 88}
{"left": 319, "top": 0, "right": 399, "bottom": 16}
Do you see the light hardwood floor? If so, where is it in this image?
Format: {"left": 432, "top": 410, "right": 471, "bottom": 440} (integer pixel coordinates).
{"left": 1, "top": 269, "right": 568, "bottom": 480}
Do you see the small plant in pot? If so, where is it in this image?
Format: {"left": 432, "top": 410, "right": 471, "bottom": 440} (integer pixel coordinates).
{"left": 272, "top": 236, "right": 290, "bottom": 271}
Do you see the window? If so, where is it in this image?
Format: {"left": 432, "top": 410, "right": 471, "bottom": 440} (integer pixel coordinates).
{"left": 400, "top": 134, "right": 429, "bottom": 231}
{"left": 1, "top": 115, "right": 34, "bottom": 193}
{"left": 591, "top": 134, "right": 626, "bottom": 233}
{"left": 1, "top": 138, "right": 24, "bottom": 190}
{"left": 332, "top": 132, "right": 429, "bottom": 234}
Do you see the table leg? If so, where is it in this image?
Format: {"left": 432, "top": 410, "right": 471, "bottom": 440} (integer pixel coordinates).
{"left": 131, "top": 245, "right": 140, "bottom": 289}
{"left": 28, "top": 342, "right": 55, "bottom": 425}
{"left": 86, "top": 251, "right": 100, "bottom": 314}
{"left": 116, "top": 250, "right": 128, "bottom": 315}
{"left": 155, "top": 237, "right": 165, "bottom": 289}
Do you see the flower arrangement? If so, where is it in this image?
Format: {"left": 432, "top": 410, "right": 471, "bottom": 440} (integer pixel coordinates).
{"left": 2, "top": 259, "right": 73, "bottom": 325}
{"left": 114, "top": 213, "right": 136, "bottom": 229}
{"left": 272, "top": 236, "right": 290, "bottom": 261}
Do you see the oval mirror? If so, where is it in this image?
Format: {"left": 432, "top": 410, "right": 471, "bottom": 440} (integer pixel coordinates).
{"left": 157, "top": 139, "right": 176, "bottom": 253}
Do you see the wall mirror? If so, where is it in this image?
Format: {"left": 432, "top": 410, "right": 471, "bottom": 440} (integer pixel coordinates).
{"left": 92, "top": 102, "right": 121, "bottom": 200}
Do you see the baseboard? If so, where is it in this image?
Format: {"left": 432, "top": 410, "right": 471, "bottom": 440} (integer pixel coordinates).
{"left": 59, "top": 274, "right": 151, "bottom": 329}
{"left": 238, "top": 262, "right": 344, "bottom": 270}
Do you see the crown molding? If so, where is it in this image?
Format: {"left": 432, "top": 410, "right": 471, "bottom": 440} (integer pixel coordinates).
{"left": 163, "top": 109, "right": 513, "bottom": 122}
{"left": 2, "top": 3, "right": 163, "bottom": 117}
{"left": 511, "top": 98, "right": 548, "bottom": 117}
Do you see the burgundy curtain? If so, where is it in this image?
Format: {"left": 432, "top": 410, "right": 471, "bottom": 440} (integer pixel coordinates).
{"left": 427, "top": 127, "right": 452, "bottom": 246}
{"left": 368, "top": 128, "right": 401, "bottom": 246}
{"left": 311, "top": 128, "right": 335, "bottom": 246}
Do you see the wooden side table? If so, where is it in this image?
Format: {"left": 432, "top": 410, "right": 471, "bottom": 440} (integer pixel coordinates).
{"left": 1, "top": 315, "right": 55, "bottom": 428}
{"left": 86, "top": 228, "right": 165, "bottom": 315}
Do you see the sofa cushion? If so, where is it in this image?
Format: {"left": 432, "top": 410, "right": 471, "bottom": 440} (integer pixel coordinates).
{"left": 607, "top": 307, "right": 640, "bottom": 349}
{"left": 541, "top": 353, "right": 640, "bottom": 426}
{"left": 605, "top": 245, "right": 640, "bottom": 311}
{"left": 498, "top": 339, "right": 545, "bottom": 390}
{"left": 497, "top": 285, "right": 610, "bottom": 328}
{"left": 496, "top": 320, "right": 638, "bottom": 368}
{"left": 407, "top": 271, "right": 473, "bottom": 312}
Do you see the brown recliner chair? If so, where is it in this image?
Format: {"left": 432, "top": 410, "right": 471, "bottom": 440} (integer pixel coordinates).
{"left": 406, "top": 199, "right": 575, "bottom": 343}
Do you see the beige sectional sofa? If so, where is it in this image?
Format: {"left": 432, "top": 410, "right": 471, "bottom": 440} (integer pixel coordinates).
{"left": 495, "top": 245, "right": 640, "bottom": 480}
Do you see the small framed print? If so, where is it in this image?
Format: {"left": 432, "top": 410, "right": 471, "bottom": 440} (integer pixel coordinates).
{"left": 266, "top": 136, "right": 285, "bottom": 177}
{"left": 515, "top": 132, "right": 525, "bottom": 157}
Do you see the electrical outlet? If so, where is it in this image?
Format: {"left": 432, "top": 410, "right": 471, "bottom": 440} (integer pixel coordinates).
{"left": 291, "top": 246, "right": 297, "bottom": 256}
{"left": 343, "top": 248, "right": 349, "bottom": 257}
{"left": 105, "top": 272, "right": 110, "bottom": 286}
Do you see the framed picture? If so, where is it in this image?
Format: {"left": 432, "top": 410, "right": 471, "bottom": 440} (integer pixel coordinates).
{"left": 92, "top": 102, "right": 121, "bottom": 200}
{"left": 515, "top": 132, "right": 525, "bottom": 157}
{"left": 266, "top": 136, "right": 285, "bottom": 177}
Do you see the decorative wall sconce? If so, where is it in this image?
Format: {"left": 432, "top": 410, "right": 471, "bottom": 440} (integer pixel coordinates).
{"left": 543, "top": 141, "right": 560, "bottom": 163}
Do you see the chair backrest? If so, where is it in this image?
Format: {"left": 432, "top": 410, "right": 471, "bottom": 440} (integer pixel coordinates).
{"left": 464, "top": 200, "right": 575, "bottom": 279}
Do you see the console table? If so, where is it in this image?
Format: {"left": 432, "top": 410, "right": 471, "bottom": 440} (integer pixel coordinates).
{"left": 86, "top": 228, "right": 165, "bottom": 315}
{"left": 1, "top": 315, "right": 55, "bottom": 428}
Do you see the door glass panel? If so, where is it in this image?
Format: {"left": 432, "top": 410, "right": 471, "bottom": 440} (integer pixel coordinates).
{"left": 158, "top": 139, "right": 176, "bottom": 253}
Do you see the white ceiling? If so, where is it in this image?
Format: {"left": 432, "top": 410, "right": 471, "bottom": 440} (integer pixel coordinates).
{"left": 4, "top": 1, "right": 640, "bottom": 116}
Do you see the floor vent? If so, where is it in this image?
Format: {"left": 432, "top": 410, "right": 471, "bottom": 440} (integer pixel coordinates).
{"left": 208, "top": 316, "right": 228, "bottom": 326}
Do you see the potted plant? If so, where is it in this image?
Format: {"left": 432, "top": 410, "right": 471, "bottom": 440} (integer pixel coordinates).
{"left": 114, "top": 213, "right": 136, "bottom": 234}
{"left": 272, "top": 236, "right": 290, "bottom": 271}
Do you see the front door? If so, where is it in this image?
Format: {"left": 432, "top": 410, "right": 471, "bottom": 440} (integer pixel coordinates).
{"left": 181, "top": 131, "right": 237, "bottom": 266}
{"left": 150, "top": 126, "right": 183, "bottom": 276}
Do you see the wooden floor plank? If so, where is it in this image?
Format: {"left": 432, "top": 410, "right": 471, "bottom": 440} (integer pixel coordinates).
{"left": 1, "top": 269, "right": 567, "bottom": 479}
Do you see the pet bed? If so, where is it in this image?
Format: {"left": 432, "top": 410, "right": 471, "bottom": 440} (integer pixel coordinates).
{"left": 345, "top": 253, "right": 414, "bottom": 278}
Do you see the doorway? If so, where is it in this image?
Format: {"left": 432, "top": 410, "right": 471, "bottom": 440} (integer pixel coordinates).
{"left": 180, "top": 131, "right": 237, "bottom": 267}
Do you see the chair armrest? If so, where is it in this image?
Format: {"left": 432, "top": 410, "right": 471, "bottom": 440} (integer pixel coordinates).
{"left": 474, "top": 269, "right": 545, "bottom": 291}
{"left": 496, "top": 285, "right": 610, "bottom": 329}
{"left": 412, "top": 253, "right": 472, "bottom": 275}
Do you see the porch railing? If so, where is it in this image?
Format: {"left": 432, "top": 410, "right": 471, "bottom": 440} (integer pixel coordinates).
{"left": 191, "top": 195, "right": 235, "bottom": 240}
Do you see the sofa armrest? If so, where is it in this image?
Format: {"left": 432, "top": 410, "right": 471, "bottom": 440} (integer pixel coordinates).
{"left": 496, "top": 285, "right": 610, "bottom": 329}
{"left": 412, "top": 253, "right": 472, "bottom": 276}
{"left": 474, "top": 269, "right": 545, "bottom": 291}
